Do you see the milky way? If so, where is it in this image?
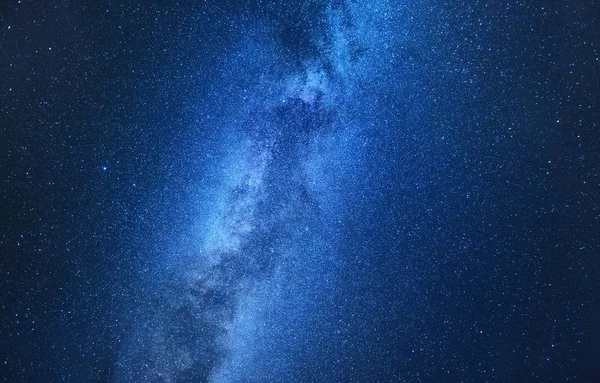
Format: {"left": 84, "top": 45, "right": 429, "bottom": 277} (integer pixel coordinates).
{"left": 115, "top": 2, "right": 387, "bottom": 381}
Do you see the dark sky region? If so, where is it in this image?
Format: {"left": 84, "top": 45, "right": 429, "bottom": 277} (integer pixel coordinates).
{"left": 1, "top": 0, "right": 599, "bottom": 382}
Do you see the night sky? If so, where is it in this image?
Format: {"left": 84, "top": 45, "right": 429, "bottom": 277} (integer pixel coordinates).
{"left": 1, "top": 1, "right": 599, "bottom": 382}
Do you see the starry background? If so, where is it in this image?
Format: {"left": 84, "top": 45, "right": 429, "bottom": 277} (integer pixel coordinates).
{"left": 1, "top": 0, "right": 599, "bottom": 382}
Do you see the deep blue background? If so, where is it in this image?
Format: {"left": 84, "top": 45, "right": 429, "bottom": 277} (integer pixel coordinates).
{"left": 1, "top": 1, "right": 599, "bottom": 381}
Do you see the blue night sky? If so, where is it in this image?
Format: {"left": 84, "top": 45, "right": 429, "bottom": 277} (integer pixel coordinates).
{"left": 1, "top": 1, "right": 599, "bottom": 382}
